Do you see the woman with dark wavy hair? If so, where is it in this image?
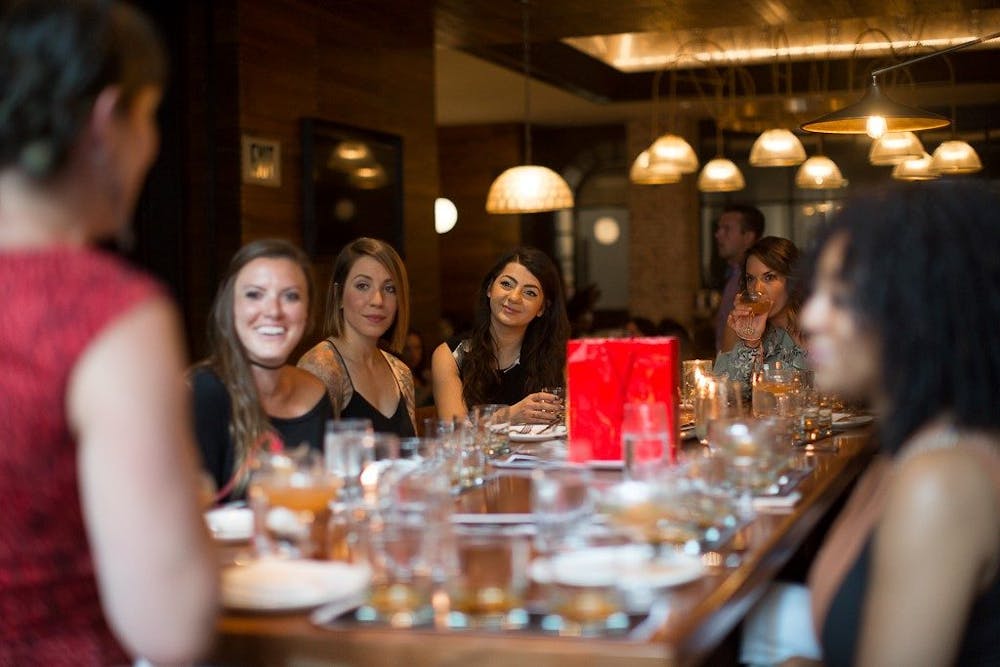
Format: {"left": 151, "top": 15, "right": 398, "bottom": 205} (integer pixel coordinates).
{"left": 191, "top": 238, "right": 332, "bottom": 501}
{"left": 432, "top": 246, "right": 570, "bottom": 423}
{"left": 796, "top": 180, "right": 1000, "bottom": 667}
{"left": 714, "top": 235, "right": 808, "bottom": 396}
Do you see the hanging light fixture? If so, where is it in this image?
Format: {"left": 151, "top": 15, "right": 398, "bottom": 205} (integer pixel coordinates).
{"left": 868, "top": 131, "right": 925, "bottom": 165}
{"left": 750, "top": 128, "right": 807, "bottom": 166}
{"left": 698, "top": 66, "right": 745, "bottom": 193}
{"left": 434, "top": 197, "right": 458, "bottom": 234}
{"left": 630, "top": 65, "right": 698, "bottom": 184}
{"left": 629, "top": 148, "right": 682, "bottom": 184}
{"left": 795, "top": 155, "right": 847, "bottom": 189}
{"left": 485, "top": 1, "right": 573, "bottom": 214}
{"left": 930, "top": 140, "right": 982, "bottom": 174}
{"left": 698, "top": 157, "right": 745, "bottom": 192}
{"left": 648, "top": 133, "right": 699, "bottom": 173}
{"left": 750, "top": 31, "right": 806, "bottom": 167}
{"left": 802, "top": 31, "right": 1000, "bottom": 137}
{"left": 892, "top": 152, "right": 939, "bottom": 180}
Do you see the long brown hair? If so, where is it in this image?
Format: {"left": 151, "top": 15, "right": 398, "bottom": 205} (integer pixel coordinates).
{"left": 198, "top": 239, "right": 315, "bottom": 493}
{"left": 323, "top": 237, "right": 410, "bottom": 352}
{"left": 462, "top": 247, "right": 570, "bottom": 408}
{"left": 742, "top": 235, "right": 803, "bottom": 339}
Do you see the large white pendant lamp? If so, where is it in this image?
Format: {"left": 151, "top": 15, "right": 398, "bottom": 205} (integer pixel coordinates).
{"left": 485, "top": 1, "right": 573, "bottom": 214}
{"left": 749, "top": 128, "right": 807, "bottom": 166}
{"left": 795, "top": 155, "right": 847, "bottom": 189}
{"left": 868, "top": 131, "right": 925, "bottom": 166}
{"left": 930, "top": 140, "right": 982, "bottom": 174}
{"left": 892, "top": 152, "right": 939, "bottom": 181}
{"left": 698, "top": 157, "right": 745, "bottom": 192}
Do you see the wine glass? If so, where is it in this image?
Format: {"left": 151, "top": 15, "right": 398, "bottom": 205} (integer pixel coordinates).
{"left": 732, "top": 290, "right": 772, "bottom": 339}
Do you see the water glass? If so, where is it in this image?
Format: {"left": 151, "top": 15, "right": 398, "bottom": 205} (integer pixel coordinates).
{"left": 620, "top": 402, "right": 670, "bottom": 479}
{"left": 531, "top": 463, "right": 594, "bottom": 555}
{"left": 359, "top": 433, "right": 401, "bottom": 506}
{"left": 539, "top": 386, "right": 566, "bottom": 423}
{"left": 694, "top": 376, "right": 743, "bottom": 445}
{"left": 471, "top": 403, "right": 511, "bottom": 459}
{"left": 324, "top": 418, "right": 374, "bottom": 501}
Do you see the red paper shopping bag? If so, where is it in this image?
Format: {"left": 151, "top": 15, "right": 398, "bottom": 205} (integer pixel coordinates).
{"left": 566, "top": 337, "right": 680, "bottom": 464}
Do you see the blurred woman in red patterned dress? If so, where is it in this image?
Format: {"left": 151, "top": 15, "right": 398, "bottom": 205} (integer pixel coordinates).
{"left": 0, "top": 1, "right": 217, "bottom": 664}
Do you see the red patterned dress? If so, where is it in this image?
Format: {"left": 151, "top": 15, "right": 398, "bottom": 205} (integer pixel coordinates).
{"left": 0, "top": 246, "right": 162, "bottom": 665}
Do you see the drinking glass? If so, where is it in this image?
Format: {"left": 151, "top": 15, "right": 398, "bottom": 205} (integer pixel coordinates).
{"left": 471, "top": 403, "right": 511, "bottom": 459}
{"left": 620, "top": 402, "right": 670, "bottom": 479}
{"left": 539, "top": 386, "right": 566, "bottom": 424}
{"left": 324, "top": 418, "right": 374, "bottom": 502}
{"left": 681, "top": 360, "right": 714, "bottom": 422}
{"left": 447, "top": 526, "right": 530, "bottom": 630}
{"left": 359, "top": 433, "right": 401, "bottom": 506}
{"left": 708, "top": 417, "right": 780, "bottom": 515}
{"left": 751, "top": 362, "right": 803, "bottom": 419}
{"left": 531, "top": 463, "right": 594, "bottom": 555}
{"left": 733, "top": 290, "right": 773, "bottom": 337}
{"left": 695, "top": 376, "right": 743, "bottom": 446}
{"left": 248, "top": 448, "right": 341, "bottom": 559}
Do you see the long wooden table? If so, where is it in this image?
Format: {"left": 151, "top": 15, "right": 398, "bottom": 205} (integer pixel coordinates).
{"left": 211, "top": 430, "right": 875, "bottom": 667}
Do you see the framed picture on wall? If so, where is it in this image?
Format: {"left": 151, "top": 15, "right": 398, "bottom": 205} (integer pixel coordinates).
{"left": 301, "top": 118, "right": 404, "bottom": 259}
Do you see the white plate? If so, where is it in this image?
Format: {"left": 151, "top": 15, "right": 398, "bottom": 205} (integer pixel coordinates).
{"left": 529, "top": 544, "right": 704, "bottom": 589}
{"left": 204, "top": 506, "right": 253, "bottom": 543}
{"left": 451, "top": 512, "right": 535, "bottom": 526}
{"left": 832, "top": 413, "right": 874, "bottom": 430}
{"left": 222, "top": 559, "right": 371, "bottom": 612}
{"left": 584, "top": 459, "right": 624, "bottom": 470}
{"left": 509, "top": 424, "right": 567, "bottom": 442}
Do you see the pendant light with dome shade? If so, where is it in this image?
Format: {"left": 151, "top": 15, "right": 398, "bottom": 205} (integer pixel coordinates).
{"left": 802, "top": 31, "right": 1000, "bottom": 138}
{"left": 485, "top": 0, "right": 573, "bottom": 214}
{"left": 926, "top": 52, "right": 983, "bottom": 175}
{"left": 795, "top": 153, "right": 847, "bottom": 189}
{"left": 868, "top": 131, "right": 925, "bottom": 165}
{"left": 697, "top": 67, "right": 745, "bottom": 193}
{"left": 892, "top": 152, "right": 939, "bottom": 181}
{"left": 629, "top": 53, "right": 700, "bottom": 185}
{"left": 749, "top": 30, "right": 806, "bottom": 167}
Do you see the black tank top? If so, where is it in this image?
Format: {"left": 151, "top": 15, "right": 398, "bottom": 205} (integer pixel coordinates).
{"left": 822, "top": 536, "right": 1000, "bottom": 666}
{"left": 330, "top": 344, "right": 415, "bottom": 437}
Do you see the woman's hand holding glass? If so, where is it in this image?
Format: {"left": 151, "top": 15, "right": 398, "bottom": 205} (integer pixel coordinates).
{"left": 511, "top": 389, "right": 564, "bottom": 425}
{"left": 728, "top": 290, "right": 772, "bottom": 342}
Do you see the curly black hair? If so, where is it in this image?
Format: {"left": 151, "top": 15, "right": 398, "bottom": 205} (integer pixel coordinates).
{"left": 0, "top": 0, "right": 167, "bottom": 180}
{"left": 807, "top": 179, "right": 1000, "bottom": 454}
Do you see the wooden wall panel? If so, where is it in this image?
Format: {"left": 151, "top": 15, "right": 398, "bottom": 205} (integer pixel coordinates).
{"left": 227, "top": 0, "right": 441, "bottom": 349}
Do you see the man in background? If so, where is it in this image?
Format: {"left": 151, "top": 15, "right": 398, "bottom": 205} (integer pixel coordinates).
{"left": 714, "top": 204, "right": 765, "bottom": 352}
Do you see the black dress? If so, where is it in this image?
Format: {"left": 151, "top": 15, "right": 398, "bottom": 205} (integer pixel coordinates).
{"left": 191, "top": 367, "right": 334, "bottom": 498}
{"left": 446, "top": 336, "right": 530, "bottom": 407}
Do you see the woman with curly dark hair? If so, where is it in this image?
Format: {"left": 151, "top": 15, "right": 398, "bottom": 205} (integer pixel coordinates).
{"left": 798, "top": 180, "right": 1000, "bottom": 667}
{"left": 432, "top": 246, "right": 570, "bottom": 423}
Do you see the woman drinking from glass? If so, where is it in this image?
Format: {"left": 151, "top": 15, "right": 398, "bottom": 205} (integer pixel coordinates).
{"left": 432, "top": 246, "right": 570, "bottom": 423}
{"left": 299, "top": 237, "right": 416, "bottom": 436}
{"left": 714, "top": 236, "right": 807, "bottom": 395}
{"left": 192, "top": 239, "right": 332, "bottom": 501}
